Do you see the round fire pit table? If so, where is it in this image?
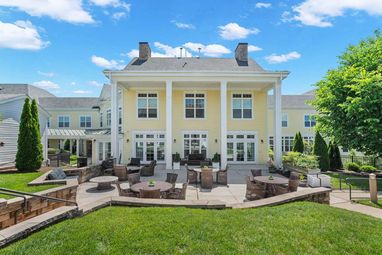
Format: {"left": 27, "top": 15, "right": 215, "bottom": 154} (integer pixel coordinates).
{"left": 89, "top": 176, "right": 118, "bottom": 190}
{"left": 253, "top": 176, "right": 289, "bottom": 197}
{"left": 130, "top": 181, "right": 172, "bottom": 193}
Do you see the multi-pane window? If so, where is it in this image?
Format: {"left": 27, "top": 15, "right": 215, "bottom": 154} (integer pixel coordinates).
{"left": 58, "top": 116, "right": 70, "bottom": 128}
{"left": 268, "top": 136, "right": 294, "bottom": 152}
{"left": 137, "top": 93, "right": 158, "bottom": 118}
{"left": 303, "top": 136, "right": 314, "bottom": 145}
{"left": 269, "top": 136, "right": 274, "bottom": 151}
{"left": 304, "top": 115, "right": 316, "bottom": 127}
{"left": 134, "top": 132, "right": 165, "bottom": 162}
{"left": 100, "top": 113, "right": 103, "bottom": 128}
{"left": 185, "top": 93, "right": 205, "bottom": 118}
{"left": 80, "top": 116, "right": 91, "bottom": 128}
{"left": 232, "top": 93, "right": 252, "bottom": 119}
{"left": 47, "top": 118, "right": 50, "bottom": 128}
{"left": 183, "top": 133, "right": 208, "bottom": 158}
{"left": 282, "top": 113, "right": 288, "bottom": 127}
{"left": 106, "top": 110, "right": 111, "bottom": 126}
{"left": 118, "top": 107, "right": 122, "bottom": 125}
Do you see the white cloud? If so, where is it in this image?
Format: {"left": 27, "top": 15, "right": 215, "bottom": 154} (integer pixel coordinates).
{"left": 265, "top": 51, "right": 301, "bottom": 64}
{"left": 154, "top": 42, "right": 193, "bottom": 57}
{"left": 0, "top": 20, "right": 49, "bottom": 50}
{"left": 183, "top": 42, "right": 231, "bottom": 57}
{"left": 91, "top": 55, "right": 124, "bottom": 69}
{"left": 218, "top": 23, "right": 260, "bottom": 40}
{"left": 255, "top": 2, "right": 271, "bottom": 8}
{"left": 89, "top": 0, "right": 130, "bottom": 10}
{"left": 112, "top": 12, "right": 126, "bottom": 20}
{"left": 33, "top": 80, "right": 60, "bottom": 89}
{"left": 70, "top": 81, "right": 77, "bottom": 86}
{"left": 0, "top": 0, "right": 94, "bottom": 24}
{"left": 38, "top": 71, "right": 54, "bottom": 77}
{"left": 88, "top": 80, "right": 103, "bottom": 87}
{"left": 291, "top": 0, "right": 382, "bottom": 27}
{"left": 73, "top": 90, "right": 91, "bottom": 94}
{"left": 248, "top": 45, "right": 262, "bottom": 52}
{"left": 171, "top": 21, "right": 195, "bottom": 29}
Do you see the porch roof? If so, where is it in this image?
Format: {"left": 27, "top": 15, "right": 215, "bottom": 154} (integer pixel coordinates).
{"left": 46, "top": 128, "right": 112, "bottom": 139}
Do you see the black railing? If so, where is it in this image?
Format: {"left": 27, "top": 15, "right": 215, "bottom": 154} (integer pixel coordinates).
{"left": 343, "top": 177, "right": 382, "bottom": 201}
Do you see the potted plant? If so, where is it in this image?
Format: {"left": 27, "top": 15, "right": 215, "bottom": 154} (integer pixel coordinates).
{"left": 148, "top": 180, "right": 156, "bottom": 187}
{"left": 212, "top": 153, "right": 220, "bottom": 169}
{"left": 173, "top": 152, "right": 181, "bottom": 170}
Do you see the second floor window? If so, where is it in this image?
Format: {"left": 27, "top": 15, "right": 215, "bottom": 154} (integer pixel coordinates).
{"left": 58, "top": 116, "right": 70, "bottom": 128}
{"left": 80, "top": 116, "right": 92, "bottom": 128}
{"left": 106, "top": 110, "right": 111, "bottom": 126}
{"left": 137, "top": 93, "right": 158, "bottom": 119}
{"left": 282, "top": 113, "right": 288, "bottom": 127}
{"left": 47, "top": 118, "right": 50, "bottom": 128}
{"left": 232, "top": 93, "right": 252, "bottom": 119}
{"left": 304, "top": 115, "right": 316, "bottom": 127}
{"left": 185, "top": 93, "right": 205, "bottom": 118}
{"left": 100, "top": 113, "right": 103, "bottom": 127}
{"left": 118, "top": 107, "right": 122, "bottom": 125}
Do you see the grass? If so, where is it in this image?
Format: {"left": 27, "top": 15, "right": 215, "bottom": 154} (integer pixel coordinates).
{"left": 0, "top": 172, "right": 60, "bottom": 199}
{"left": 356, "top": 199, "right": 382, "bottom": 209}
{"left": 327, "top": 172, "right": 382, "bottom": 191}
{"left": 2, "top": 202, "right": 382, "bottom": 254}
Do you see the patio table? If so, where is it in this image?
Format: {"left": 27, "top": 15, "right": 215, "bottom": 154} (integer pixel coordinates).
{"left": 89, "top": 176, "right": 118, "bottom": 190}
{"left": 130, "top": 181, "right": 172, "bottom": 193}
{"left": 253, "top": 176, "right": 289, "bottom": 197}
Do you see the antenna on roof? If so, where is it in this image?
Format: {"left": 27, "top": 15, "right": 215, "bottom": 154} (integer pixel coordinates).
{"left": 197, "top": 47, "right": 201, "bottom": 59}
{"left": 179, "top": 47, "right": 183, "bottom": 58}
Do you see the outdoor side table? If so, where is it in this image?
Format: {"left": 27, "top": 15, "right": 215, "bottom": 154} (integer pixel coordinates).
{"left": 90, "top": 176, "right": 118, "bottom": 190}
{"left": 130, "top": 181, "right": 172, "bottom": 193}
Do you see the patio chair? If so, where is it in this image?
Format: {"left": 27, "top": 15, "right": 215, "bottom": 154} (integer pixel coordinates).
{"left": 139, "top": 188, "right": 161, "bottom": 199}
{"left": 140, "top": 160, "right": 157, "bottom": 176}
{"left": 101, "top": 158, "right": 115, "bottom": 175}
{"left": 251, "top": 169, "right": 262, "bottom": 177}
{"left": 201, "top": 169, "right": 213, "bottom": 189}
{"left": 216, "top": 165, "right": 228, "bottom": 185}
{"left": 127, "top": 172, "right": 141, "bottom": 186}
{"left": 116, "top": 183, "right": 138, "bottom": 197}
{"left": 165, "top": 173, "right": 178, "bottom": 189}
{"left": 166, "top": 182, "right": 188, "bottom": 200}
{"left": 245, "top": 176, "right": 266, "bottom": 201}
{"left": 127, "top": 157, "right": 141, "bottom": 167}
{"left": 186, "top": 164, "right": 197, "bottom": 184}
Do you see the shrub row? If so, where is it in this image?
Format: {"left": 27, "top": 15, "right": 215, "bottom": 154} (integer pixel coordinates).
{"left": 345, "top": 162, "right": 377, "bottom": 173}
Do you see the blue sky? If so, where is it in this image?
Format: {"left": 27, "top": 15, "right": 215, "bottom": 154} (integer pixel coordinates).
{"left": 0, "top": 0, "right": 381, "bottom": 97}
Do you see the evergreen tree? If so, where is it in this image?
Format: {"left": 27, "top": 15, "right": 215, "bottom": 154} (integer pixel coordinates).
{"left": 313, "top": 131, "right": 330, "bottom": 171}
{"left": 333, "top": 142, "right": 343, "bottom": 169}
{"left": 16, "top": 98, "right": 35, "bottom": 171}
{"left": 293, "top": 132, "right": 304, "bottom": 153}
{"left": 328, "top": 141, "right": 335, "bottom": 170}
{"left": 30, "top": 99, "right": 43, "bottom": 170}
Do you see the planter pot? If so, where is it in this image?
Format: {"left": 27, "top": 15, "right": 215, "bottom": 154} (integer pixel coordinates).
{"left": 212, "top": 162, "right": 220, "bottom": 169}
{"left": 173, "top": 162, "right": 180, "bottom": 170}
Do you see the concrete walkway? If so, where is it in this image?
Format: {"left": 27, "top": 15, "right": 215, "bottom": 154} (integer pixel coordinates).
{"left": 330, "top": 190, "right": 382, "bottom": 219}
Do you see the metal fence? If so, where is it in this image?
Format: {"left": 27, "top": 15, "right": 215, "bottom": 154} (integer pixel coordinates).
{"left": 341, "top": 155, "right": 382, "bottom": 168}
{"left": 337, "top": 173, "right": 382, "bottom": 200}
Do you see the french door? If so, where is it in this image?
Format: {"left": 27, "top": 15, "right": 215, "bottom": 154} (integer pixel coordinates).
{"left": 227, "top": 132, "right": 256, "bottom": 163}
{"left": 133, "top": 132, "right": 165, "bottom": 163}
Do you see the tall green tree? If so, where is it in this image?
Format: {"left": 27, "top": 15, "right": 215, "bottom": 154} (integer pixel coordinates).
{"left": 293, "top": 132, "right": 304, "bottom": 153}
{"left": 30, "top": 99, "right": 43, "bottom": 169}
{"left": 313, "top": 131, "right": 330, "bottom": 171}
{"left": 311, "top": 31, "right": 382, "bottom": 156}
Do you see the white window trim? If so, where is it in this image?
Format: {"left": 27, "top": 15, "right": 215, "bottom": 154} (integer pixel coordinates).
{"left": 281, "top": 135, "right": 295, "bottom": 153}
{"left": 304, "top": 114, "right": 316, "bottom": 128}
{"left": 79, "top": 115, "right": 92, "bottom": 129}
{"left": 231, "top": 92, "right": 254, "bottom": 120}
{"left": 181, "top": 130, "right": 209, "bottom": 158}
{"left": 183, "top": 92, "right": 207, "bottom": 120}
{"left": 106, "top": 109, "right": 111, "bottom": 127}
{"left": 118, "top": 107, "right": 122, "bottom": 126}
{"left": 227, "top": 131, "right": 258, "bottom": 164}
{"left": 136, "top": 92, "right": 159, "bottom": 120}
{"left": 282, "top": 113, "right": 288, "bottom": 128}
{"left": 57, "top": 115, "right": 70, "bottom": 128}
{"left": 132, "top": 130, "right": 166, "bottom": 163}
{"left": 100, "top": 112, "right": 103, "bottom": 128}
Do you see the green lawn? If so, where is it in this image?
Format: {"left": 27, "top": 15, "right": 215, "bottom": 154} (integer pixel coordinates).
{"left": 2, "top": 202, "right": 382, "bottom": 254}
{"left": 356, "top": 199, "right": 382, "bottom": 209}
{"left": 327, "top": 172, "right": 382, "bottom": 191}
{"left": 0, "top": 172, "right": 60, "bottom": 199}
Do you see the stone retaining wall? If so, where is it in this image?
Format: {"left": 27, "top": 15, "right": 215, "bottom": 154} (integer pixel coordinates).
{"left": 0, "top": 184, "right": 78, "bottom": 230}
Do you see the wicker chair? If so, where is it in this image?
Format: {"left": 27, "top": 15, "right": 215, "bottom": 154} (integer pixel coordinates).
{"left": 251, "top": 169, "right": 262, "bottom": 177}
{"left": 140, "top": 160, "right": 156, "bottom": 176}
{"left": 166, "top": 182, "right": 188, "bottom": 200}
{"left": 116, "top": 183, "right": 138, "bottom": 197}
{"left": 201, "top": 169, "right": 213, "bottom": 189}
{"left": 101, "top": 158, "right": 115, "bottom": 175}
{"left": 139, "top": 188, "right": 161, "bottom": 199}
{"left": 165, "top": 173, "right": 178, "bottom": 189}
{"left": 245, "top": 176, "right": 266, "bottom": 201}
{"left": 127, "top": 172, "right": 141, "bottom": 186}
{"left": 127, "top": 157, "right": 141, "bottom": 167}
{"left": 186, "top": 164, "right": 197, "bottom": 184}
{"left": 216, "top": 165, "right": 228, "bottom": 185}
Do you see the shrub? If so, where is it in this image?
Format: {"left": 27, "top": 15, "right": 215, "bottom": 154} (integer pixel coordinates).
{"left": 360, "top": 165, "right": 377, "bottom": 173}
{"left": 346, "top": 162, "right": 360, "bottom": 172}
{"left": 295, "top": 155, "right": 319, "bottom": 170}
{"left": 268, "top": 149, "right": 274, "bottom": 161}
{"left": 48, "top": 148, "right": 58, "bottom": 154}
{"left": 328, "top": 141, "right": 343, "bottom": 170}
{"left": 174, "top": 152, "right": 181, "bottom": 162}
{"left": 212, "top": 153, "right": 220, "bottom": 163}
{"left": 293, "top": 132, "right": 304, "bottom": 153}
{"left": 313, "top": 131, "right": 330, "bottom": 171}
{"left": 283, "top": 152, "right": 301, "bottom": 165}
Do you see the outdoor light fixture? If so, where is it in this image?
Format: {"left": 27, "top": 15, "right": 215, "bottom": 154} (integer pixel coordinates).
{"left": 215, "top": 139, "right": 218, "bottom": 143}
{"left": 126, "top": 139, "right": 130, "bottom": 143}
{"left": 0, "top": 142, "right": 4, "bottom": 147}
{"left": 261, "top": 139, "right": 264, "bottom": 144}
{"left": 173, "top": 139, "right": 176, "bottom": 143}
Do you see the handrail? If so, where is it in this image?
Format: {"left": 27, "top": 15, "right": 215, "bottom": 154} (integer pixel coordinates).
{"left": 344, "top": 177, "right": 382, "bottom": 201}
{"left": 0, "top": 188, "right": 78, "bottom": 206}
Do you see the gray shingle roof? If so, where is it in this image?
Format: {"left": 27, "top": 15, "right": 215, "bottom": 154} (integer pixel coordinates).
{"left": 38, "top": 97, "right": 100, "bottom": 109}
{"left": 0, "top": 94, "right": 24, "bottom": 101}
{"left": 124, "top": 57, "right": 265, "bottom": 72}
{"left": 268, "top": 95, "right": 315, "bottom": 109}
{"left": 0, "top": 84, "right": 55, "bottom": 98}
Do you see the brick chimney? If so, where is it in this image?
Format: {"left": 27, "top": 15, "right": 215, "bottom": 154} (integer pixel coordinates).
{"left": 139, "top": 42, "right": 151, "bottom": 60}
{"left": 235, "top": 43, "right": 248, "bottom": 62}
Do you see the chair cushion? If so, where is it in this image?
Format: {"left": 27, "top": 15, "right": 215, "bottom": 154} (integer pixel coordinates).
{"left": 47, "top": 168, "right": 67, "bottom": 180}
{"left": 188, "top": 154, "right": 205, "bottom": 161}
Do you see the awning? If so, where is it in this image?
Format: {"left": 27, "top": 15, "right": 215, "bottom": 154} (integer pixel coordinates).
{"left": 46, "top": 128, "right": 112, "bottom": 140}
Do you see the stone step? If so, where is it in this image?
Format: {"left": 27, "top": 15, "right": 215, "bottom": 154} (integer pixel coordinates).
{"left": 0, "top": 205, "right": 79, "bottom": 247}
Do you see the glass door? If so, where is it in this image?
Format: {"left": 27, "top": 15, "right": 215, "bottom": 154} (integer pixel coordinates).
{"left": 133, "top": 132, "right": 165, "bottom": 163}
{"left": 236, "top": 142, "right": 245, "bottom": 162}
{"left": 227, "top": 132, "right": 257, "bottom": 163}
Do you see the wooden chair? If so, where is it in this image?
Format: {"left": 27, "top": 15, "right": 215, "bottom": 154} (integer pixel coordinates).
{"left": 127, "top": 172, "right": 141, "bottom": 186}
{"left": 186, "top": 164, "right": 197, "bottom": 184}
{"left": 245, "top": 176, "right": 266, "bottom": 201}
{"left": 116, "top": 183, "right": 138, "bottom": 197}
{"left": 166, "top": 182, "right": 188, "bottom": 200}
{"left": 251, "top": 169, "right": 262, "bottom": 177}
{"left": 201, "top": 169, "right": 213, "bottom": 189}
{"left": 165, "top": 173, "right": 178, "bottom": 189}
{"left": 139, "top": 188, "right": 161, "bottom": 199}
{"left": 216, "top": 165, "right": 228, "bottom": 185}
{"left": 140, "top": 160, "right": 156, "bottom": 176}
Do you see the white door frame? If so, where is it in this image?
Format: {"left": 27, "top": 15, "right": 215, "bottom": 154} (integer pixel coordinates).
{"left": 227, "top": 131, "right": 258, "bottom": 164}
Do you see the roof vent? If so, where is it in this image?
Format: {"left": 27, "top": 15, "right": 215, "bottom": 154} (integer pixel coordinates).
{"left": 139, "top": 42, "right": 151, "bottom": 60}
{"left": 235, "top": 43, "right": 248, "bottom": 63}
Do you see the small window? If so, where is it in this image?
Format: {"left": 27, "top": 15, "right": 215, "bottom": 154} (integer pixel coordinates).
{"left": 106, "top": 110, "right": 111, "bottom": 126}
{"left": 100, "top": 113, "right": 103, "bottom": 128}
{"left": 185, "top": 93, "right": 205, "bottom": 119}
{"left": 80, "top": 116, "right": 91, "bottom": 128}
{"left": 304, "top": 115, "right": 316, "bottom": 127}
{"left": 137, "top": 93, "right": 158, "bottom": 119}
{"left": 118, "top": 107, "right": 122, "bottom": 125}
{"left": 47, "top": 118, "right": 50, "bottom": 128}
{"left": 282, "top": 114, "right": 288, "bottom": 127}
{"left": 58, "top": 116, "right": 70, "bottom": 128}
{"left": 232, "top": 93, "right": 252, "bottom": 119}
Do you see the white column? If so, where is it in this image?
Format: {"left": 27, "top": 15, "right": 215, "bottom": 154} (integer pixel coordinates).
{"left": 76, "top": 139, "right": 80, "bottom": 157}
{"left": 274, "top": 78, "right": 282, "bottom": 169}
{"left": 220, "top": 81, "right": 227, "bottom": 168}
{"left": 165, "top": 80, "right": 173, "bottom": 170}
{"left": 111, "top": 81, "right": 119, "bottom": 161}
